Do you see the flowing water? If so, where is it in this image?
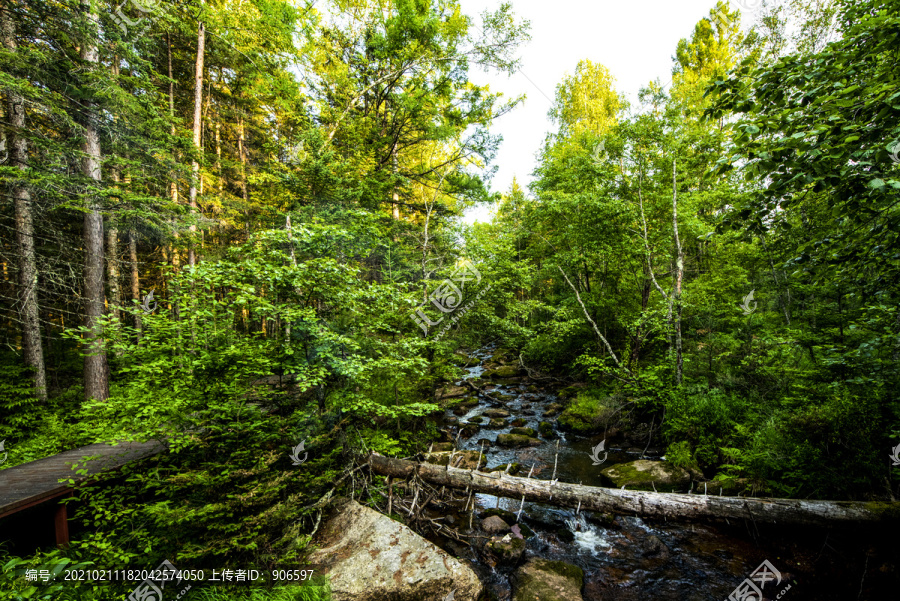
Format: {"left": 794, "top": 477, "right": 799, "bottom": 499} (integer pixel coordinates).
{"left": 427, "top": 345, "right": 898, "bottom": 601}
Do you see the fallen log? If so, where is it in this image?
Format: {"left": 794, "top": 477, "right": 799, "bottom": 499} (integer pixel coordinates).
{"left": 368, "top": 453, "right": 900, "bottom": 528}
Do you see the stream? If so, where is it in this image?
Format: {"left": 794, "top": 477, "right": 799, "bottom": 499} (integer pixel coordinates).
{"left": 424, "top": 345, "right": 898, "bottom": 601}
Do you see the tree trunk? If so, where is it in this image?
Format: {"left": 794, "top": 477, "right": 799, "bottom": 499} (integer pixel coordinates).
{"left": 188, "top": 6, "right": 205, "bottom": 267}
{"left": 237, "top": 113, "right": 250, "bottom": 238}
{"left": 368, "top": 454, "right": 900, "bottom": 528}
{"left": 128, "top": 231, "right": 141, "bottom": 341}
{"left": 3, "top": 1, "right": 47, "bottom": 401}
{"left": 80, "top": 3, "right": 109, "bottom": 402}
{"left": 672, "top": 158, "right": 684, "bottom": 386}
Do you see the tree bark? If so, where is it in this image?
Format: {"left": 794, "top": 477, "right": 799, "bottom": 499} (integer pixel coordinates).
{"left": 80, "top": 2, "right": 109, "bottom": 402}
{"left": 3, "top": 1, "right": 47, "bottom": 401}
{"left": 188, "top": 5, "right": 205, "bottom": 266}
{"left": 368, "top": 454, "right": 900, "bottom": 528}
{"left": 672, "top": 159, "right": 684, "bottom": 386}
{"left": 128, "top": 231, "right": 141, "bottom": 341}
{"left": 237, "top": 112, "right": 250, "bottom": 238}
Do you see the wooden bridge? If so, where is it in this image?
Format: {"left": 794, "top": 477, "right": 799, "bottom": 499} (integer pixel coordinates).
{"left": 0, "top": 441, "right": 166, "bottom": 547}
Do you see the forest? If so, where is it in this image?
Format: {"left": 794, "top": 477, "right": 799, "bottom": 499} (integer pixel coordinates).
{"left": 1, "top": 0, "right": 899, "bottom": 599}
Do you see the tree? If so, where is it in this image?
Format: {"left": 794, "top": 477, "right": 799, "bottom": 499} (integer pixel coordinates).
{"left": 2, "top": 0, "right": 46, "bottom": 401}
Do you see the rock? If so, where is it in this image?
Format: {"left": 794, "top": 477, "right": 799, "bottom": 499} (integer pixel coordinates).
{"left": 430, "top": 442, "right": 454, "bottom": 452}
{"left": 479, "top": 508, "right": 517, "bottom": 523}
{"left": 512, "top": 558, "right": 584, "bottom": 601}
{"left": 476, "top": 438, "right": 492, "bottom": 449}
{"left": 484, "top": 534, "right": 526, "bottom": 567}
{"left": 600, "top": 459, "right": 690, "bottom": 492}
{"left": 445, "top": 416, "right": 459, "bottom": 425}
{"left": 538, "top": 422, "right": 555, "bottom": 438}
{"left": 307, "top": 499, "right": 482, "bottom": 601}
{"left": 511, "top": 418, "right": 528, "bottom": 427}
{"left": 438, "top": 385, "right": 469, "bottom": 399}
{"left": 555, "top": 383, "right": 587, "bottom": 399}
{"left": 483, "top": 408, "right": 510, "bottom": 418}
{"left": 460, "top": 424, "right": 480, "bottom": 438}
{"left": 486, "top": 463, "right": 522, "bottom": 476}
{"left": 543, "top": 403, "right": 565, "bottom": 418}
{"left": 486, "top": 418, "right": 507, "bottom": 429}
{"left": 527, "top": 385, "right": 539, "bottom": 393}
{"left": 467, "top": 416, "right": 484, "bottom": 424}
{"left": 498, "top": 393, "right": 517, "bottom": 401}
{"left": 557, "top": 396, "right": 614, "bottom": 435}
{"left": 483, "top": 365, "right": 524, "bottom": 379}
{"left": 510, "top": 427, "right": 537, "bottom": 437}
{"left": 643, "top": 534, "right": 669, "bottom": 559}
{"left": 521, "top": 410, "right": 536, "bottom": 416}
{"left": 425, "top": 450, "right": 486, "bottom": 470}
{"left": 482, "top": 515, "right": 510, "bottom": 533}
{"left": 497, "top": 434, "right": 542, "bottom": 448}
{"left": 450, "top": 397, "right": 479, "bottom": 415}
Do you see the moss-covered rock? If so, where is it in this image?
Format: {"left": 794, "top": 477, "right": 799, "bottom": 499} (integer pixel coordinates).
{"left": 425, "top": 450, "right": 486, "bottom": 470}
{"left": 511, "top": 418, "right": 528, "bottom": 427}
{"left": 555, "top": 384, "right": 586, "bottom": 400}
{"left": 510, "top": 427, "right": 537, "bottom": 437}
{"left": 543, "top": 403, "right": 565, "bottom": 418}
{"left": 430, "top": 442, "right": 454, "bottom": 452}
{"left": 439, "top": 385, "right": 469, "bottom": 399}
{"left": 486, "top": 462, "right": 522, "bottom": 476}
{"left": 600, "top": 459, "right": 690, "bottom": 492}
{"left": 484, "top": 534, "right": 526, "bottom": 567}
{"left": 497, "top": 434, "right": 542, "bottom": 448}
{"left": 483, "top": 365, "right": 524, "bottom": 379}
{"left": 557, "top": 391, "right": 615, "bottom": 435}
{"left": 486, "top": 418, "right": 507, "bottom": 429}
{"left": 468, "top": 416, "right": 484, "bottom": 424}
{"left": 483, "top": 408, "right": 510, "bottom": 418}
{"left": 527, "top": 385, "right": 540, "bottom": 393}
{"left": 460, "top": 424, "right": 480, "bottom": 438}
{"left": 538, "top": 421, "right": 555, "bottom": 438}
{"left": 512, "top": 558, "right": 584, "bottom": 601}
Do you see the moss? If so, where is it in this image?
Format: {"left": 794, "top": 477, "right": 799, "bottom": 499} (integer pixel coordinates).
{"left": 483, "top": 408, "right": 510, "bottom": 418}
{"left": 486, "top": 418, "right": 507, "bottom": 429}
{"left": 510, "top": 427, "right": 536, "bottom": 437}
{"left": 511, "top": 418, "right": 527, "bottom": 427}
{"left": 487, "top": 462, "right": 522, "bottom": 476}
{"left": 468, "top": 416, "right": 484, "bottom": 424}
{"left": 483, "top": 365, "right": 522, "bottom": 379}
{"left": 542, "top": 403, "right": 565, "bottom": 418}
{"left": 557, "top": 390, "right": 614, "bottom": 435}
{"left": 538, "top": 421, "right": 555, "bottom": 438}
{"left": 497, "top": 434, "right": 541, "bottom": 448}
{"left": 600, "top": 459, "right": 689, "bottom": 492}
{"left": 513, "top": 559, "right": 584, "bottom": 601}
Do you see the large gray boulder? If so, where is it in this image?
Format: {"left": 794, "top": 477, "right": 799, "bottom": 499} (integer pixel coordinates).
{"left": 307, "top": 499, "right": 482, "bottom": 600}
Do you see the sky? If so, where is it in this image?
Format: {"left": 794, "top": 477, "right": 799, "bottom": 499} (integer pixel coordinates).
{"left": 455, "top": 0, "right": 739, "bottom": 223}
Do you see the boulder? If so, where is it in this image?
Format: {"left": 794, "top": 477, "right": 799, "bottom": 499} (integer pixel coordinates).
{"left": 512, "top": 558, "right": 584, "bottom": 601}
{"left": 425, "top": 450, "right": 486, "bottom": 470}
{"left": 483, "top": 365, "right": 524, "bottom": 379}
{"left": 509, "top": 427, "right": 536, "bottom": 437}
{"left": 538, "top": 422, "right": 555, "bottom": 438}
{"left": 600, "top": 459, "right": 690, "bottom": 492}
{"left": 486, "top": 418, "right": 507, "bottom": 429}
{"left": 438, "top": 385, "right": 469, "bottom": 399}
{"left": 484, "top": 533, "right": 526, "bottom": 567}
{"left": 543, "top": 403, "right": 565, "bottom": 418}
{"left": 307, "top": 500, "right": 482, "bottom": 601}
{"left": 481, "top": 515, "right": 510, "bottom": 533}
{"left": 511, "top": 418, "right": 528, "bottom": 427}
{"left": 497, "top": 434, "right": 542, "bottom": 448}
{"left": 483, "top": 408, "right": 510, "bottom": 418}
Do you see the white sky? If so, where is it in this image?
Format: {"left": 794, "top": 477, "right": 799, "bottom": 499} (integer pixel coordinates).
{"left": 456, "top": 0, "right": 732, "bottom": 222}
